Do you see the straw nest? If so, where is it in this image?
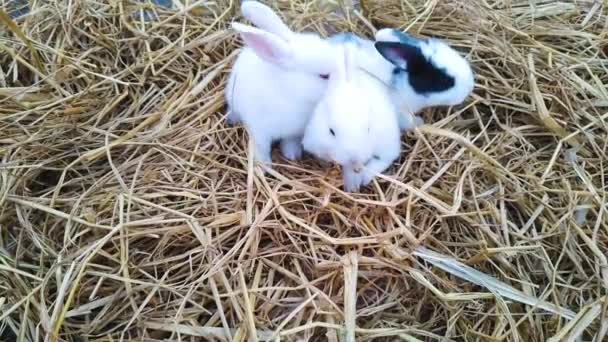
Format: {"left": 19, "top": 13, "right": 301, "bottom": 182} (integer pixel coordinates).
{"left": 1, "top": 0, "right": 607, "bottom": 340}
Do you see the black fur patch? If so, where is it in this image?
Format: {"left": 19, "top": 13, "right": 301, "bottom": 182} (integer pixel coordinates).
{"left": 405, "top": 49, "right": 455, "bottom": 95}
{"left": 377, "top": 41, "right": 455, "bottom": 95}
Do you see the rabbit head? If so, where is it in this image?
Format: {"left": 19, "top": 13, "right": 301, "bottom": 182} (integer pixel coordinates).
{"left": 233, "top": 1, "right": 337, "bottom": 78}
{"left": 374, "top": 28, "right": 474, "bottom": 113}
{"left": 303, "top": 43, "right": 379, "bottom": 172}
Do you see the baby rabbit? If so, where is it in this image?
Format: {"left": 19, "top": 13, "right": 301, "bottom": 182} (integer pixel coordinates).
{"left": 302, "top": 43, "right": 401, "bottom": 192}
{"left": 327, "top": 29, "right": 475, "bottom": 130}
{"left": 300, "top": 30, "right": 475, "bottom": 191}
{"left": 225, "top": 1, "right": 338, "bottom": 165}
{"left": 373, "top": 28, "right": 475, "bottom": 119}
{"left": 226, "top": 0, "right": 474, "bottom": 175}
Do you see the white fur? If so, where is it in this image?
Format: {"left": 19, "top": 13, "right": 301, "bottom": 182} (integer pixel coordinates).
{"left": 328, "top": 30, "right": 474, "bottom": 130}
{"left": 302, "top": 44, "right": 401, "bottom": 192}
{"left": 226, "top": 2, "right": 474, "bottom": 183}
{"left": 225, "top": 2, "right": 337, "bottom": 164}
{"left": 339, "top": 36, "right": 423, "bottom": 131}
{"left": 373, "top": 28, "right": 475, "bottom": 119}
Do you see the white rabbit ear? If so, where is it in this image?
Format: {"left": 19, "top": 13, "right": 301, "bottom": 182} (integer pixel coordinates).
{"left": 232, "top": 22, "right": 292, "bottom": 65}
{"left": 374, "top": 28, "right": 401, "bottom": 43}
{"left": 343, "top": 44, "right": 356, "bottom": 82}
{"left": 330, "top": 44, "right": 356, "bottom": 86}
{"left": 241, "top": 1, "right": 293, "bottom": 40}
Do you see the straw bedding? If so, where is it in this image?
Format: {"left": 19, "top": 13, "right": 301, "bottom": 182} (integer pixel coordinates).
{"left": 1, "top": 0, "right": 607, "bottom": 340}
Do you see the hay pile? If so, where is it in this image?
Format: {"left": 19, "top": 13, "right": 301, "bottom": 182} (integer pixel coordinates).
{"left": 1, "top": 0, "right": 607, "bottom": 340}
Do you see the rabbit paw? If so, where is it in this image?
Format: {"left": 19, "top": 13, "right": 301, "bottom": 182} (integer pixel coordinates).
{"left": 253, "top": 137, "right": 272, "bottom": 167}
{"left": 360, "top": 169, "right": 375, "bottom": 187}
{"left": 226, "top": 109, "right": 241, "bottom": 125}
{"left": 399, "top": 113, "right": 423, "bottom": 132}
{"left": 280, "top": 138, "right": 303, "bottom": 161}
{"left": 342, "top": 167, "right": 363, "bottom": 192}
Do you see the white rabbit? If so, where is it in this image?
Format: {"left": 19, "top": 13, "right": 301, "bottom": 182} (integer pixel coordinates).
{"left": 226, "top": 1, "right": 474, "bottom": 167}
{"left": 225, "top": 1, "right": 338, "bottom": 164}
{"left": 302, "top": 43, "right": 401, "bottom": 192}
{"left": 300, "top": 29, "right": 475, "bottom": 192}
{"left": 326, "top": 29, "right": 475, "bottom": 131}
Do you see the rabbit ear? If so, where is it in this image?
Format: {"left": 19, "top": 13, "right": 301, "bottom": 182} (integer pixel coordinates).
{"left": 343, "top": 44, "right": 356, "bottom": 83}
{"left": 232, "top": 22, "right": 292, "bottom": 65}
{"left": 375, "top": 28, "right": 420, "bottom": 44}
{"left": 376, "top": 40, "right": 458, "bottom": 94}
{"left": 374, "top": 41, "right": 422, "bottom": 70}
{"left": 241, "top": 1, "right": 293, "bottom": 40}
{"left": 330, "top": 44, "right": 356, "bottom": 85}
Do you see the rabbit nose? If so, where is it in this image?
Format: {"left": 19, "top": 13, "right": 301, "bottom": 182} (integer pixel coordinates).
{"left": 349, "top": 159, "right": 363, "bottom": 173}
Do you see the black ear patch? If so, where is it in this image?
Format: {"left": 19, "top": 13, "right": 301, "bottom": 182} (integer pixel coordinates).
{"left": 375, "top": 41, "right": 455, "bottom": 95}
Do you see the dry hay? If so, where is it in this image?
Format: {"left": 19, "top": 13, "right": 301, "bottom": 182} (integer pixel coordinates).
{"left": 1, "top": 0, "right": 607, "bottom": 341}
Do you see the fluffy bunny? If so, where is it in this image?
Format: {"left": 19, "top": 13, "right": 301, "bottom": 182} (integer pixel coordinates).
{"left": 226, "top": 1, "right": 473, "bottom": 167}
{"left": 226, "top": 1, "right": 473, "bottom": 174}
{"left": 299, "top": 30, "right": 474, "bottom": 192}
{"left": 302, "top": 43, "right": 401, "bottom": 192}
{"left": 225, "top": 1, "right": 338, "bottom": 165}
{"left": 373, "top": 28, "right": 475, "bottom": 118}
{"left": 326, "top": 29, "right": 474, "bottom": 130}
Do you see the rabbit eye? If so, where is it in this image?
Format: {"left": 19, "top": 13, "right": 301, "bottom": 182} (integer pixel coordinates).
{"left": 319, "top": 74, "right": 329, "bottom": 79}
{"left": 329, "top": 128, "right": 336, "bottom": 136}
